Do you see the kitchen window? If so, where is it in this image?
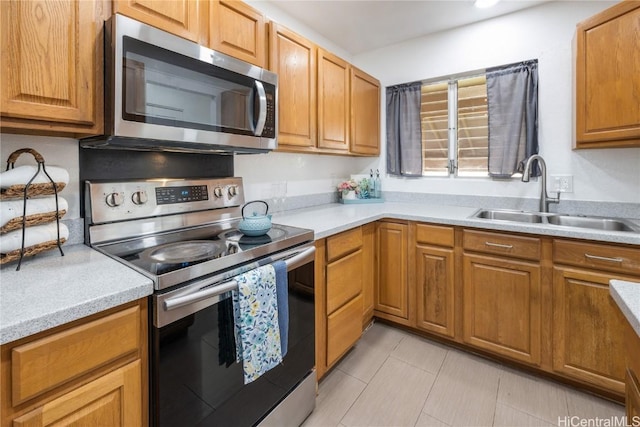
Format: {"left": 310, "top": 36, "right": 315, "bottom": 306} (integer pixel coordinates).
{"left": 421, "top": 75, "right": 488, "bottom": 177}
{"left": 388, "top": 59, "right": 538, "bottom": 179}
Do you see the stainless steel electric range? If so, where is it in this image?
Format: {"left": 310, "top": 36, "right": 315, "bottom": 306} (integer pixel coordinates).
{"left": 84, "top": 177, "right": 316, "bottom": 427}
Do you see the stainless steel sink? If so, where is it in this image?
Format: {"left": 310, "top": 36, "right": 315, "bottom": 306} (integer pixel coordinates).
{"left": 472, "top": 209, "right": 640, "bottom": 233}
{"left": 546, "top": 215, "right": 640, "bottom": 232}
{"left": 472, "top": 209, "right": 544, "bottom": 223}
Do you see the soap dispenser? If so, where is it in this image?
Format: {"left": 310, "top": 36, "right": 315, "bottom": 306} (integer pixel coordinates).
{"left": 374, "top": 169, "right": 381, "bottom": 198}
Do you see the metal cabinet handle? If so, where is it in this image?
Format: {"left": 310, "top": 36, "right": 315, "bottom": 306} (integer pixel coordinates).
{"left": 584, "top": 253, "right": 623, "bottom": 263}
{"left": 485, "top": 242, "right": 513, "bottom": 249}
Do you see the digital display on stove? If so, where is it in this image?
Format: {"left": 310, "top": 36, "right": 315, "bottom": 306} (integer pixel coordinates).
{"left": 155, "top": 185, "right": 209, "bottom": 205}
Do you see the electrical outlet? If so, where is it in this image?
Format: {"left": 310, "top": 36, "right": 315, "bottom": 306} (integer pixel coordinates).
{"left": 550, "top": 175, "right": 573, "bottom": 193}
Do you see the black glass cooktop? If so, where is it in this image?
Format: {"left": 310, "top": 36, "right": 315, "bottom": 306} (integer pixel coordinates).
{"left": 95, "top": 221, "right": 313, "bottom": 289}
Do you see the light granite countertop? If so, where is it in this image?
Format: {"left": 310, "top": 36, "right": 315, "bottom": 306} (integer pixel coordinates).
{"left": 0, "top": 244, "right": 153, "bottom": 345}
{"left": 610, "top": 280, "right": 640, "bottom": 338}
{"left": 2, "top": 200, "right": 638, "bottom": 346}
{"left": 273, "top": 202, "right": 640, "bottom": 245}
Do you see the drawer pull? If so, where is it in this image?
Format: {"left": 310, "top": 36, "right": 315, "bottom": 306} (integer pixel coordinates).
{"left": 485, "top": 242, "right": 513, "bottom": 249}
{"left": 584, "top": 253, "right": 624, "bottom": 263}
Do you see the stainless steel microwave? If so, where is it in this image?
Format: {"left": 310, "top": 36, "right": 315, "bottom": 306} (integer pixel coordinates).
{"left": 81, "top": 14, "right": 277, "bottom": 153}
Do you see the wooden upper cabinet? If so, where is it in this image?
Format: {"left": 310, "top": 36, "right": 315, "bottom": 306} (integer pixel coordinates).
{"left": 318, "top": 49, "right": 350, "bottom": 152}
{"left": 575, "top": 1, "right": 640, "bottom": 148}
{"left": 209, "top": 1, "right": 266, "bottom": 68}
{"left": 269, "top": 22, "right": 317, "bottom": 149}
{"left": 113, "top": 0, "right": 203, "bottom": 43}
{"left": 0, "top": 0, "right": 105, "bottom": 136}
{"left": 350, "top": 66, "right": 381, "bottom": 155}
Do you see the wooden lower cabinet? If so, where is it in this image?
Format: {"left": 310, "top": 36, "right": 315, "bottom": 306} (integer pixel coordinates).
{"left": 327, "top": 294, "right": 364, "bottom": 366}
{"left": 1, "top": 300, "right": 148, "bottom": 427}
{"left": 552, "top": 267, "right": 628, "bottom": 393}
{"left": 316, "top": 227, "right": 366, "bottom": 379}
{"left": 361, "top": 223, "right": 376, "bottom": 327}
{"left": 413, "top": 223, "right": 455, "bottom": 338}
{"left": 12, "top": 361, "right": 141, "bottom": 427}
{"left": 624, "top": 315, "right": 640, "bottom": 424}
{"left": 375, "top": 221, "right": 409, "bottom": 323}
{"left": 462, "top": 253, "right": 542, "bottom": 366}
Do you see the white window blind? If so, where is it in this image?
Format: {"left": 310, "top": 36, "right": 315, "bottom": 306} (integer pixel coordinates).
{"left": 420, "top": 75, "right": 488, "bottom": 177}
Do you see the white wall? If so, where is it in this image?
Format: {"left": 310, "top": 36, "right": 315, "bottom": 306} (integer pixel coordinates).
{"left": 238, "top": 1, "right": 377, "bottom": 202}
{"left": 352, "top": 1, "right": 640, "bottom": 204}
{"left": 1, "top": 134, "right": 81, "bottom": 218}
{"left": 2, "top": 1, "right": 638, "bottom": 212}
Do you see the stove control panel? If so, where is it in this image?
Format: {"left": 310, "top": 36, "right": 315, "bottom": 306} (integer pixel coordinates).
{"left": 86, "top": 177, "right": 245, "bottom": 224}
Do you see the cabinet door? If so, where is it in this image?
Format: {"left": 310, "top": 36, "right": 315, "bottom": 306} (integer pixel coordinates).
{"left": 552, "top": 267, "right": 627, "bottom": 393}
{"left": 575, "top": 2, "right": 640, "bottom": 148}
{"left": 1, "top": 0, "right": 103, "bottom": 134}
{"left": 317, "top": 49, "right": 349, "bottom": 151}
{"left": 12, "top": 360, "right": 142, "bottom": 427}
{"left": 350, "top": 66, "right": 380, "bottom": 155}
{"left": 113, "top": 0, "right": 202, "bottom": 42}
{"left": 375, "top": 222, "right": 409, "bottom": 320}
{"left": 209, "top": 0, "right": 265, "bottom": 67}
{"left": 627, "top": 369, "right": 640, "bottom": 425}
{"left": 362, "top": 223, "right": 376, "bottom": 326}
{"left": 415, "top": 245, "right": 455, "bottom": 338}
{"left": 269, "top": 23, "right": 317, "bottom": 149}
{"left": 463, "top": 254, "right": 541, "bottom": 366}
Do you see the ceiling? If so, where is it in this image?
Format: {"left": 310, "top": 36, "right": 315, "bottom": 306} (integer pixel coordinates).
{"left": 267, "top": 0, "right": 552, "bottom": 55}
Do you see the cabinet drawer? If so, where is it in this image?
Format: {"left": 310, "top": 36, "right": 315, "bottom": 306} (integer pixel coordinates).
{"left": 463, "top": 230, "right": 541, "bottom": 261}
{"left": 554, "top": 239, "right": 640, "bottom": 276}
{"left": 327, "top": 294, "right": 363, "bottom": 366}
{"left": 11, "top": 305, "right": 141, "bottom": 405}
{"left": 327, "top": 249, "right": 363, "bottom": 314}
{"left": 327, "top": 227, "right": 363, "bottom": 262}
{"left": 416, "top": 223, "right": 454, "bottom": 247}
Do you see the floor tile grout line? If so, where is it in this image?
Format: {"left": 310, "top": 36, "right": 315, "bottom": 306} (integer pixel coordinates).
{"left": 335, "top": 370, "right": 370, "bottom": 427}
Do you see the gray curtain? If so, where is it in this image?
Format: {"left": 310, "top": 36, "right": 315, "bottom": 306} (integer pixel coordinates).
{"left": 487, "top": 60, "right": 539, "bottom": 178}
{"left": 386, "top": 82, "right": 423, "bottom": 177}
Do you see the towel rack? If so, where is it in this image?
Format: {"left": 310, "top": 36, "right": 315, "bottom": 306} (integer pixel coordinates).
{"left": 164, "top": 245, "right": 315, "bottom": 311}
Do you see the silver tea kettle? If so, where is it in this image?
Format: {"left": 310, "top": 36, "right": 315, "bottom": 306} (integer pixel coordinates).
{"left": 238, "top": 200, "right": 272, "bottom": 236}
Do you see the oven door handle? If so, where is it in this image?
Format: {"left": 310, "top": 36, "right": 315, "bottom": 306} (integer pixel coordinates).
{"left": 163, "top": 246, "right": 315, "bottom": 311}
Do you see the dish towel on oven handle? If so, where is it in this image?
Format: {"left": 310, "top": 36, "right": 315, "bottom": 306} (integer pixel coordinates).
{"left": 273, "top": 260, "right": 289, "bottom": 358}
{"left": 232, "top": 264, "right": 282, "bottom": 384}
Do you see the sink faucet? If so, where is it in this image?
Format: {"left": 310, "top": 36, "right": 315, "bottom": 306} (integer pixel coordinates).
{"left": 521, "top": 154, "right": 560, "bottom": 213}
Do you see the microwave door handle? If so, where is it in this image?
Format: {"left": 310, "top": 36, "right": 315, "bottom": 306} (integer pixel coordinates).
{"left": 253, "top": 80, "right": 267, "bottom": 136}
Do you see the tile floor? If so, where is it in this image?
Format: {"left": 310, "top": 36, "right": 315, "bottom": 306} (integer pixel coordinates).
{"left": 303, "top": 322, "right": 625, "bottom": 427}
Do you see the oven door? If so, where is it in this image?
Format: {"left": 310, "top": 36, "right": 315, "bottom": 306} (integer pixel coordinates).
{"left": 150, "top": 245, "right": 315, "bottom": 426}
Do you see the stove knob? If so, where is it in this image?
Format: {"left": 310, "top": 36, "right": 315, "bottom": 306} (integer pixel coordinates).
{"left": 228, "top": 185, "right": 238, "bottom": 198}
{"left": 131, "top": 190, "right": 148, "bottom": 205}
{"left": 105, "top": 192, "right": 124, "bottom": 207}
{"left": 213, "top": 187, "right": 224, "bottom": 198}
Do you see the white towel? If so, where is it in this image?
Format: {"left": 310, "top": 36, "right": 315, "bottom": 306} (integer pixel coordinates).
{"left": 0, "top": 197, "right": 68, "bottom": 227}
{"left": 0, "top": 222, "right": 68, "bottom": 253}
{"left": 0, "top": 165, "right": 69, "bottom": 189}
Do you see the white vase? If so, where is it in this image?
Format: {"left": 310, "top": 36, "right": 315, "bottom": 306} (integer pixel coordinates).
{"left": 342, "top": 190, "right": 356, "bottom": 200}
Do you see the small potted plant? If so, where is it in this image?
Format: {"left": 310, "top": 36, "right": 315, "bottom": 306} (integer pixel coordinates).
{"left": 337, "top": 179, "right": 358, "bottom": 200}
